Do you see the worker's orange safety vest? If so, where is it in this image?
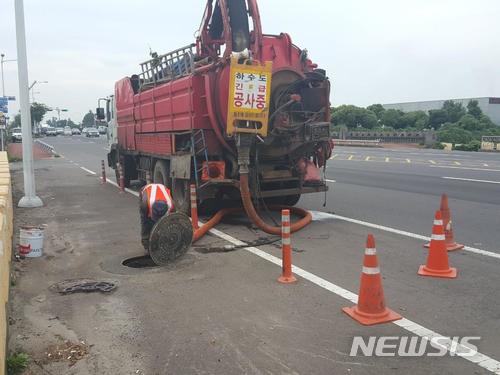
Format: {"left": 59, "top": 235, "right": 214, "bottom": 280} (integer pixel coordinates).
{"left": 142, "top": 183, "right": 173, "bottom": 218}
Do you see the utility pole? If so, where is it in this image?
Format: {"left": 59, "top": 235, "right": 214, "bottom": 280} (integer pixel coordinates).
{"left": 1, "top": 53, "right": 17, "bottom": 152}
{"left": 1, "top": 54, "right": 17, "bottom": 97}
{"left": 29, "top": 80, "right": 48, "bottom": 102}
{"left": 15, "top": 0, "right": 42, "bottom": 208}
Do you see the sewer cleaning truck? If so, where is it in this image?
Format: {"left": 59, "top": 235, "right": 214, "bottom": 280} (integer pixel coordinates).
{"left": 107, "top": 0, "right": 332, "bottom": 233}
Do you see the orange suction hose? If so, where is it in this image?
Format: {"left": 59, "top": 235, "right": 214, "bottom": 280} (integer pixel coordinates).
{"left": 191, "top": 173, "right": 312, "bottom": 242}
{"left": 239, "top": 173, "right": 312, "bottom": 235}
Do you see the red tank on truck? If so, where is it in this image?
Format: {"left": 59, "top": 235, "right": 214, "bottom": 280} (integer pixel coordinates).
{"left": 106, "top": 0, "right": 333, "bottom": 214}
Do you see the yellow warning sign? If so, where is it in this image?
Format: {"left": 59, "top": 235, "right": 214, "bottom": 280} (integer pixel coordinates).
{"left": 226, "top": 57, "right": 272, "bottom": 137}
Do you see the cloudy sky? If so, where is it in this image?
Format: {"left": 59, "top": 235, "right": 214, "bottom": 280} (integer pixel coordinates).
{"left": 1, "top": 0, "right": 499, "bottom": 123}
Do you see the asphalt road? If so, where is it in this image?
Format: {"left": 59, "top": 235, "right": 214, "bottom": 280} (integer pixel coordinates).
{"left": 302, "top": 146, "right": 500, "bottom": 252}
{"left": 28, "top": 136, "right": 500, "bottom": 374}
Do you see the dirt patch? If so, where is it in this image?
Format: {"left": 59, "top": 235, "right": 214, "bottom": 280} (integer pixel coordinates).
{"left": 44, "top": 340, "right": 90, "bottom": 367}
{"left": 7, "top": 142, "right": 53, "bottom": 160}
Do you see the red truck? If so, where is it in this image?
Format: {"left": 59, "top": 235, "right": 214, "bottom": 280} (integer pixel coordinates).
{"left": 107, "top": 0, "right": 332, "bottom": 219}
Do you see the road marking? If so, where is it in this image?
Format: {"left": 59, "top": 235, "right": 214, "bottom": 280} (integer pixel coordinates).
{"left": 348, "top": 155, "right": 354, "bottom": 160}
{"left": 207, "top": 227, "right": 500, "bottom": 375}
{"left": 325, "top": 179, "right": 336, "bottom": 183}
{"left": 430, "top": 165, "right": 500, "bottom": 172}
{"left": 406, "top": 159, "right": 411, "bottom": 163}
{"left": 85, "top": 165, "right": 500, "bottom": 373}
{"left": 429, "top": 160, "right": 436, "bottom": 164}
{"left": 364, "top": 156, "right": 371, "bottom": 161}
{"left": 483, "top": 163, "right": 489, "bottom": 167}
{"left": 443, "top": 177, "right": 500, "bottom": 185}
{"left": 385, "top": 157, "right": 389, "bottom": 163}
{"left": 106, "top": 178, "right": 140, "bottom": 197}
{"left": 454, "top": 161, "right": 461, "bottom": 165}
{"left": 80, "top": 167, "right": 96, "bottom": 175}
{"left": 330, "top": 154, "right": 338, "bottom": 159}
{"left": 310, "top": 211, "right": 500, "bottom": 260}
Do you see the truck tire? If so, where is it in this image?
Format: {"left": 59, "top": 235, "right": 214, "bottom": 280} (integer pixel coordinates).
{"left": 153, "top": 160, "right": 171, "bottom": 187}
{"left": 172, "top": 178, "right": 190, "bottom": 214}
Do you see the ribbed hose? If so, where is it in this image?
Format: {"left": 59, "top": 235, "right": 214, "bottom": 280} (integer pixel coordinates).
{"left": 239, "top": 173, "right": 312, "bottom": 235}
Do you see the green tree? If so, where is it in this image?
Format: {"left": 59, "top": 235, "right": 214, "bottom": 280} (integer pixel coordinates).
{"left": 10, "top": 114, "right": 21, "bottom": 128}
{"left": 466, "top": 100, "right": 482, "bottom": 119}
{"left": 478, "top": 114, "right": 495, "bottom": 129}
{"left": 437, "top": 123, "right": 472, "bottom": 144}
{"left": 400, "top": 110, "right": 429, "bottom": 129}
{"left": 428, "top": 109, "right": 448, "bottom": 129}
{"left": 331, "top": 105, "right": 378, "bottom": 129}
{"left": 380, "top": 109, "right": 403, "bottom": 128}
{"left": 30, "top": 102, "right": 50, "bottom": 126}
{"left": 366, "top": 104, "right": 385, "bottom": 119}
{"left": 82, "top": 110, "right": 95, "bottom": 127}
{"left": 442, "top": 100, "right": 466, "bottom": 123}
{"left": 458, "top": 114, "right": 482, "bottom": 131}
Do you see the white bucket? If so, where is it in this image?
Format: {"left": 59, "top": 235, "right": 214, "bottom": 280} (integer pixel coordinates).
{"left": 19, "top": 226, "right": 44, "bottom": 257}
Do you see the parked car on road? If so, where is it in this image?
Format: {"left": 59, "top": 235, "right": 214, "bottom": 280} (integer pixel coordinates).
{"left": 56, "top": 127, "right": 64, "bottom": 135}
{"left": 71, "top": 128, "right": 81, "bottom": 135}
{"left": 46, "top": 127, "right": 57, "bottom": 136}
{"left": 97, "top": 126, "right": 107, "bottom": 135}
{"left": 86, "top": 128, "right": 100, "bottom": 138}
{"left": 63, "top": 126, "right": 72, "bottom": 136}
{"left": 10, "top": 127, "right": 22, "bottom": 143}
{"left": 82, "top": 128, "right": 89, "bottom": 135}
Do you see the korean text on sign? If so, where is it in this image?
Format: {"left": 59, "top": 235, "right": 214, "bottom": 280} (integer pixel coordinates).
{"left": 232, "top": 72, "right": 268, "bottom": 110}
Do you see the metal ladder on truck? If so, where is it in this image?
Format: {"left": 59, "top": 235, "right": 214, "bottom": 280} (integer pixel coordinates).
{"left": 191, "top": 129, "right": 210, "bottom": 188}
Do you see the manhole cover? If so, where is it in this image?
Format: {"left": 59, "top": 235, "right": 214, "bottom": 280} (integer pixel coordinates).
{"left": 122, "top": 255, "right": 158, "bottom": 268}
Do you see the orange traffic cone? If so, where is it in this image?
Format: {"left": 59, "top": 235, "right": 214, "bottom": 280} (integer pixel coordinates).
{"left": 418, "top": 210, "right": 457, "bottom": 278}
{"left": 342, "top": 234, "right": 401, "bottom": 325}
{"left": 424, "top": 194, "right": 464, "bottom": 251}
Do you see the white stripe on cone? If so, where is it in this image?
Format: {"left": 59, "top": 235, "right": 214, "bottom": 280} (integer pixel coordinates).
{"left": 431, "top": 234, "right": 446, "bottom": 241}
{"left": 362, "top": 266, "right": 380, "bottom": 275}
{"left": 365, "top": 248, "right": 377, "bottom": 255}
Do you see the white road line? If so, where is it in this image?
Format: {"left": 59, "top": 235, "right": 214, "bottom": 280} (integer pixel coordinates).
{"left": 310, "top": 211, "right": 500, "bottom": 260}
{"left": 348, "top": 155, "right": 354, "bottom": 160}
{"left": 80, "top": 167, "right": 96, "bottom": 175}
{"left": 364, "top": 156, "right": 371, "bottom": 161}
{"left": 429, "top": 160, "right": 436, "bottom": 164}
{"left": 330, "top": 154, "right": 338, "bottom": 159}
{"left": 91, "top": 166, "right": 500, "bottom": 373}
{"left": 430, "top": 165, "right": 500, "bottom": 172}
{"left": 454, "top": 161, "right": 461, "bottom": 165}
{"left": 207, "top": 227, "right": 500, "bottom": 374}
{"left": 443, "top": 177, "right": 500, "bottom": 185}
{"left": 325, "top": 179, "right": 336, "bottom": 183}
{"left": 106, "top": 178, "right": 140, "bottom": 197}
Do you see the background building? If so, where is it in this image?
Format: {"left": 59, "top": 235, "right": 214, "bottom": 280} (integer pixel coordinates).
{"left": 383, "top": 97, "right": 500, "bottom": 125}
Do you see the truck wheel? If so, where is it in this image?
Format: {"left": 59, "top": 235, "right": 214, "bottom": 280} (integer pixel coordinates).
{"left": 172, "top": 179, "right": 190, "bottom": 214}
{"left": 153, "top": 160, "right": 171, "bottom": 187}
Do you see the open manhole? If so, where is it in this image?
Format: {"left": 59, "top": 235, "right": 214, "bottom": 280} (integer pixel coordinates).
{"left": 122, "top": 255, "right": 158, "bottom": 268}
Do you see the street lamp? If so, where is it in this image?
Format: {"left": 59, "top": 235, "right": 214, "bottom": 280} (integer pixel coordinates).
{"left": 0, "top": 53, "right": 17, "bottom": 97}
{"left": 14, "top": 0, "right": 43, "bottom": 207}
{"left": 29, "top": 80, "right": 48, "bottom": 102}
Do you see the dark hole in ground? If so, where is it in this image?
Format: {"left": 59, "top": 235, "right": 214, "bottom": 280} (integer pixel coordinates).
{"left": 122, "top": 255, "right": 158, "bottom": 268}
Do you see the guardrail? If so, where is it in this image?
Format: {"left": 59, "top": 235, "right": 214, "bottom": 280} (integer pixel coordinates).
{"left": 0, "top": 151, "right": 13, "bottom": 375}
{"left": 34, "top": 139, "right": 55, "bottom": 154}
{"left": 333, "top": 139, "right": 382, "bottom": 147}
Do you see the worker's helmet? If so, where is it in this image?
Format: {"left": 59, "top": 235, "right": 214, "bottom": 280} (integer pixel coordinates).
{"left": 152, "top": 200, "right": 169, "bottom": 221}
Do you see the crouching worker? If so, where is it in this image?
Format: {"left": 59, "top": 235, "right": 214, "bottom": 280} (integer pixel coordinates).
{"left": 139, "top": 183, "right": 174, "bottom": 251}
